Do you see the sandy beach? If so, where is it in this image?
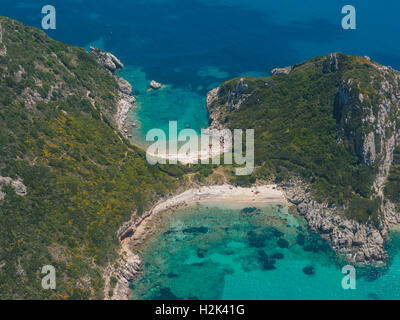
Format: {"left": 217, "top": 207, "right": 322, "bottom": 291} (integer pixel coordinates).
{"left": 141, "top": 129, "right": 233, "bottom": 164}
{"left": 146, "top": 145, "right": 230, "bottom": 164}
{"left": 106, "top": 184, "right": 288, "bottom": 300}
{"left": 131, "top": 184, "right": 287, "bottom": 241}
{"left": 155, "top": 184, "right": 285, "bottom": 210}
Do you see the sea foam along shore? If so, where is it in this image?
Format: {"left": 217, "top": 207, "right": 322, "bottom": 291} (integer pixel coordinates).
{"left": 103, "top": 184, "right": 287, "bottom": 300}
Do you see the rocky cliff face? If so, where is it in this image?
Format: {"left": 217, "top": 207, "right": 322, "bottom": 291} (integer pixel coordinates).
{"left": 0, "top": 23, "right": 6, "bottom": 56}
{"left": 115, "top": 76, "right": 136, "bottom": 134}
{"left": 90, "top": 47, "right": 136, "bottom": 136}
{"left": 334, "top": 59, "right": 400, "bottom": 196}
{"left": 103, "top": 240, "right": 141, "bottom": 300}
{"left": 283, "top": 179, "right": 387, "bottom": 265}
{"left": 206, "top": 78, "right": 251, "bottom": 130}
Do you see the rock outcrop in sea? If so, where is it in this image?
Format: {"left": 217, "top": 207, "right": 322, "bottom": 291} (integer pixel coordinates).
{"left": 148, "top": 80, "right": 165, "bottom": 91}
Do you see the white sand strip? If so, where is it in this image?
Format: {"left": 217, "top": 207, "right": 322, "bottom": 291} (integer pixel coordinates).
{"left": 134, "top": 184, "right": 287, "bottom": 239}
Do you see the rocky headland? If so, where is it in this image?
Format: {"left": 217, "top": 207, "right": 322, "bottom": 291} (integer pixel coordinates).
{"left": 204, "top": 53, "right": 400, "bottom": 266}
{"left": 282, "top": 179, "right": 388, "bottom": 265}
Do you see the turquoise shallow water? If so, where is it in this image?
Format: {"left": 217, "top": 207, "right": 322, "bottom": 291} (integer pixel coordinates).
{"left": 130, "top": 203, "right": 400, "bottom": 300}
{"left": 118, "top": 66, "right": 210, "bottom": 145}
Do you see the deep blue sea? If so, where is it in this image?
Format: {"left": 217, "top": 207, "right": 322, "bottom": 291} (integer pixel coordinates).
{"left": 3, "top": 0, "right": 400, "bottom": 299}
{"left": 4, "top": 0, "right": 400, "bottom": 140}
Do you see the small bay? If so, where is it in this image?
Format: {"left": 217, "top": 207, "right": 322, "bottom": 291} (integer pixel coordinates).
{"left": 130, "top": 203, "right": 400, "bottom": 300}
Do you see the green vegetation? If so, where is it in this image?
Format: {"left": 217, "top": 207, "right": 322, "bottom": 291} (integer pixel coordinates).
{"left": 208, "top": 53, "right": 400, "bottom": 223}
{"left": 0, "top": 17, "right": 181, "bottom": 299}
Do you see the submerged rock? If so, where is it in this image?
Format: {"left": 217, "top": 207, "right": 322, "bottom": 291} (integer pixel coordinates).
{"left": 367, "top": 293, "right": 380, "bottom": 300}
{"left": 296, "top": 234, "right": 306, "bottom": 246}
{"left": 248, "top": 228, "right": 284, "bottom": 248}
{"left": 241, "top": 207, "right": 261, "bottom": 215}
{"left": 151, "top": 287, "right": 180, "bottom": 300}
{"left": 182, "top": 226, "right": 208, "bottom": 234}
{"left": 197, "top": 248, "right": 208, "bottom": 258}
{"left": 247, "top": 231, "right": 268, "bottom": 248}
{"left": 302, "top": 234, "right": 329, "bottom": 254}
{"left": 277, "top": 238, "right": 289, "bottom": 249}
{"left": 167, "top": 272, "right": 179, "bottom": 278}
{"left": 302, "top": 266, "right": 315, "bottom": 275}
{"left": 270, "top": 252, "right": 284, "bottom": 260}
{"left": 257, "top": 250, "right": 276, "bottom": 271}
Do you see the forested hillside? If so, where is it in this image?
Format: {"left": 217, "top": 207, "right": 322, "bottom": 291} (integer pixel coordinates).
{"left": 0, "top": 17, "right": 181, "bottom": 299}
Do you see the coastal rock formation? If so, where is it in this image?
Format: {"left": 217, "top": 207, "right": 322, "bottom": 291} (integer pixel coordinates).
{"left": 206, "top": 78, "right": 250, "bottom": 128}
{"left": 0, "top": 23, "right": 6, "bottom": 56}
{"left": 271, "top": 66, "right": 292, "bottom": 76}
{"left": 90, "top": 47, "right": 136, "bottom": 136}
{"left": 334, "top": 60, "right": 400, "bottom": 195}
{"left": 104, "top": 244, "right": 142, "bottom": 300}
{"left": 148, "top": 80, "right": 165, "bottom": 91}
{"left": 227, "top": 78, "right": 249, "bottom": 110}
{"left": 0, "top": 176, "right": 27, "bottom": 200}
{"left": 90, "top": 47, "right": 124, "bottom": 73}
{"left": 282, "top": 179, "right": 387, "bottom": 265}
{"left": 105, "top": 209, "right": 156, "bottom": 300}
{"left": 115, "top": 76, "right": 136, "bottom": 134}
{"left": 206, "top": 88, "right": 223, "bottom": 129}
